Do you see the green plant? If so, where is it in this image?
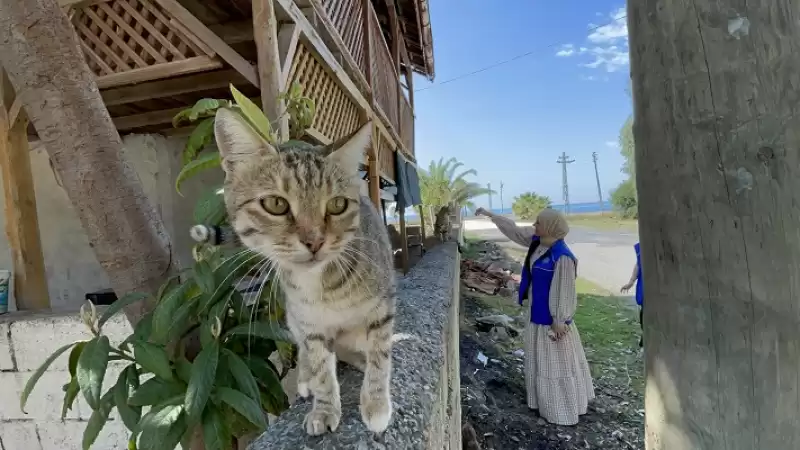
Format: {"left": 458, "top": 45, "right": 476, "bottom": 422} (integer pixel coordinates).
{"left": 418, "top": 157, "right": 492, "bottom": 233}
{"left": 511, "top": 192, "right": 552, "bottom": 220}
{"left": 21, "top": 83, "right": 316, "bottom": 450}
{"left": 610, "top": 178, "right": 638, "bottom": 219}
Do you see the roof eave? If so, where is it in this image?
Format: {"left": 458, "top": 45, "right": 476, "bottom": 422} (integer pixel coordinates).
{"left": 414, "top": 0, "right": 435, "bottom": 80}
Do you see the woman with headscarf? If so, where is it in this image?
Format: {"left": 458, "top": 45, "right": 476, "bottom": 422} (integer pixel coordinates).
{"left": 475, "top": 207, "right": 595, "bottom": 426}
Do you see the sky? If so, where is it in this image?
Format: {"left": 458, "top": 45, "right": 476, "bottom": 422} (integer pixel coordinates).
{"left": 411, "top": 0, "right": 632, "bottom": 208}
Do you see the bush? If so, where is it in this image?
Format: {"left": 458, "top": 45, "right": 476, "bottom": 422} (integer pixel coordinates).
{"left": 512, "top": 192, "right": 552, "bottom": 220}
{"left": 610, "top": 179, "right": 638, "bottom": 219}
{"left": 21, "top": 83, "right": 315, "bottom": 450}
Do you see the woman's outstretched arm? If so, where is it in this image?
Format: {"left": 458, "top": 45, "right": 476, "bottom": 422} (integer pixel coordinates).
{"left": 475, "top": 208, "right": 534, "bottom": 247}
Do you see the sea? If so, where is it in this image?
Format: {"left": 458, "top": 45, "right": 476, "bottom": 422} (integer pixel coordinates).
{"left": 388, "top": 200, "right": 612, "bottom": 222}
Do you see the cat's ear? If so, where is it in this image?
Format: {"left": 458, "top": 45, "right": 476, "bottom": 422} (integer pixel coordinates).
{"left": 326, "top": 121, "right": 371, "bottom": 176}
{"left": 214, "top": 107, "right": 277, "bottom": 173}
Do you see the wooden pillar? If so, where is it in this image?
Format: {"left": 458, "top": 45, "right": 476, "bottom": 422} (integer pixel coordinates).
{"left": 629, "top": 1, "right": 800, "bottom": 449}
{"left": 417, "top": 205, "right": 426, "bottom": 242}
{"left": 252, "top": 0, "right": 288, "bottom": 141}
{"left": 0, "top": 72, "right": 49, "bottom": 310}
{"left": 361, "top": 0, "right": 373, "bottom": 103}
{"left": 398, "top": 205, "right": 409, "bottom": 274}
{"left": 367, "top": 136, "right": 381, "bottom": 209}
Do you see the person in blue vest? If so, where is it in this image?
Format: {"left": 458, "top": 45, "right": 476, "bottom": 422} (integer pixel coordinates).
{"left": 620, "top": 242, "right": 644, "bottom": 347}
{"left": 476, "top": 207, "right": 595, "bottom": 426}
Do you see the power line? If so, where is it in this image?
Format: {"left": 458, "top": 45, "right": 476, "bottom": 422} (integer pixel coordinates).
{"left": 415, "top": 14, "right": 628, "bottom": 93}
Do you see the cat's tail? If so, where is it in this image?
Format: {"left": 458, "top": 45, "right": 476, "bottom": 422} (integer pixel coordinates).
{"left": 189, "top": 224, "right": 239, "bottom": 246}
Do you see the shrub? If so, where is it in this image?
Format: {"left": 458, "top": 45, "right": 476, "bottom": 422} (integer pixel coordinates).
{"left": 21, "top": 83, "right": 315, "bottom": 450}
{"left": 511, "top": 192, "right": 552, "bottom": 220}
{"left": 610, "top": 178, "right": 638, "bottom": 219}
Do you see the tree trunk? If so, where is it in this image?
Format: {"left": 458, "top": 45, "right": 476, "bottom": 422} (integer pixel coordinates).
{"left": 0, "top": 0, "right": 174, "bottom": 322}
{"left": 629, "top": 1, "right": 800, "bottom": 449}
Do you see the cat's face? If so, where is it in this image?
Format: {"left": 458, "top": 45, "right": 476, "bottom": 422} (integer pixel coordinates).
{"left": 214, "top": 108, "right": 370, "bottom": 272}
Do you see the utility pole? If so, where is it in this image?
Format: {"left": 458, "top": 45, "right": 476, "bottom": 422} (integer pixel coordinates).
{"left": 591, "top": 152, "right": 604, "bottom": 213}
{"left": 487, "top": 182, "right": 493, "bottom": 212}
{"left": 630, "top": 1, "right": 800, "bottom": 449}
{"left": 499, "top": 182, "right": 504, "bottom": 214}
{"left": 556, "top": 152, "right": 575, "bottom": 215}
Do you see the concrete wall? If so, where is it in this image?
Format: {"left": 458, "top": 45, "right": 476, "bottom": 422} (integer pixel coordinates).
{"left": 0, "top": 134, "right": 222, "bottom": 312}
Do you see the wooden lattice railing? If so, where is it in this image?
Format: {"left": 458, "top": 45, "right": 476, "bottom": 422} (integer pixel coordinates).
{"left": 318, "top": 0, "right": 367, "bottom": 78}
{"left": 70, "top": 0, "right": 222, "bottom": 89}
{"left": 368, "top": 6, "right": 400, "bottom": 135}
{"left": 399, "top": 91, "right": 413, "bottom": 153}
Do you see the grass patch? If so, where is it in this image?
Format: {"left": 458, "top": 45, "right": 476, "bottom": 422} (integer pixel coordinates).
{"left": 575, "top": 288, "right": 643, "bottom": 396}
{"left": 567, "top": 213, "right": 638, "bottom": 232}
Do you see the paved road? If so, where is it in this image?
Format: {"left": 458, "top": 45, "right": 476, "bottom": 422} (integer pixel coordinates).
{"left": 464, "top": 218, "right": 639, "bottom": 295}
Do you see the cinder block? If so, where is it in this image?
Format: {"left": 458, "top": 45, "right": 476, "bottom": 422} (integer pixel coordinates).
{"left": 15, "top": 371, "right": 84, "bottom": 421}
{"left": 0, "top": 421, "right": 44, "bottom": 450}
{"left": 0, "top": 371, "right": 25, "bottom": 420}
{"left": 38, "top": 420, "right": 129, "bottom": 450}
{"left": 0, "top": 322, "right": 15, "bottom": 371}
{"left": 10, "top": 316, "right": 92, "bottom": 372}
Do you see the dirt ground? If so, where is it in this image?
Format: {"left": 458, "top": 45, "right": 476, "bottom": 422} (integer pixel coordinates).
{"left": 460, "top": 240, "right": 644, "bottom": 450}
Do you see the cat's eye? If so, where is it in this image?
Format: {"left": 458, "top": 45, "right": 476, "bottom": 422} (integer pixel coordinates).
{"left": 260, "top": 196, "right": 290, "bottom": 215}
{"left": 326, "top": 197, "right": 349, "bottom": 215}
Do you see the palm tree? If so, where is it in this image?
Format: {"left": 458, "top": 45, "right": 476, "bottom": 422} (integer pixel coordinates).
{"left": 418, "top": 157, "right": 493, "bottom": 232}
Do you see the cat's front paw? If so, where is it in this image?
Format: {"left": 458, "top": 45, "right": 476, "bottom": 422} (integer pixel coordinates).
{"left": 360, "top": 393, "right": 392, "bottom": 433}
{"left": 304, "top": 406, "right": 341, "bottom": 436}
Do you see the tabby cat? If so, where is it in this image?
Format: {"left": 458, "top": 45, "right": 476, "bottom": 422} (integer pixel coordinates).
{"left": 213, "top": 108, "right": 396, "bottom": 436}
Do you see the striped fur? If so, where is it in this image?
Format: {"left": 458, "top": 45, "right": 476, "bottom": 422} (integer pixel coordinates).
{"left": 214, "top": 108, "right": 396, "bottom": 435}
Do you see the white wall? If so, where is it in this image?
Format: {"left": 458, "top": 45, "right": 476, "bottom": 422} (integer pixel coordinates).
{"left": 0, "top": 134, "right": 222, "bottom": 312}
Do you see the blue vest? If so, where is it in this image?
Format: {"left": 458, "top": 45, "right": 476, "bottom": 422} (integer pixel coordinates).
{"left": 634, "top": 242, "right": 643, "bottom": 306}
{"left": 519, "top": 237, "right": 577, "bottom": 325}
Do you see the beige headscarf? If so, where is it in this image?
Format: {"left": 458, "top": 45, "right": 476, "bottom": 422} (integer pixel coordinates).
{"left": 535, "top": 208, "right": 569, "bottom": 246}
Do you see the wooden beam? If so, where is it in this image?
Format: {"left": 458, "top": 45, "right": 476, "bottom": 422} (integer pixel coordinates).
{"left": 95, "top": 56, "right": 223, "bottom": 89}
{"left": 361, "top": 0, "right": 373, "bottom": 102}
{"left": 0, "top": 73, "right": 49, "bottom": 310}
{"left": 113, "top": 107, "right": 186, "bottom": 131}
{"left": 367, "top": 126, "right": 381, "bottom": 209}
{"left": 252, "top": 0, "right": 288, "bottom": 141}
{"left": 208, "top": 20, "right": 254, "bottom": 45}
{"left": 101, "top": 69, "right": 247, "bottom": 106}
{"left": 153, "top": 0, "right": 260, "bottom": 87}
{"left": 277, "top": 23, "right": 300, "bottom": 86}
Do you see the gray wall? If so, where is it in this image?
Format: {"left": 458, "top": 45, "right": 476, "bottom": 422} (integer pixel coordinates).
{"left": 0, "top": 134, "right": 221, "bottom": 312}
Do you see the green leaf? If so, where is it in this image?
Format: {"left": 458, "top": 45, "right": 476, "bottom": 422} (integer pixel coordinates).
{"left": 164, "top": 298, "right": 199, "bottom": 345}
{"left": 172, "top": 98, "right": 223, "bottom": 128}
{"left": 157, "top": 273, "right": 183, "bottom": 303}
{"left": 77, "top": 336, "right": 111, "bottom": 410}
{"left": 193, "top": 186, "right": 226, "bottom": 226}
{"left": 98, "top": 292, "right": 150, "bottom": 328}
{"left": 20, "top": 342, "right": 75, "bottom": 413}
{"left": 243, "top": 357, "right": 286, "bottom": 410}
{"left": 185, "top": 340, "right": 219, "bottom": 426}
{"left": 82, "top": 390, "right": 114, "bottom": 450}
{"left": 152, "top": 281, "right": 195, "bottom": 345}
{"left": 114, "top": 366, "right": 142, "bottom": 431}
{"left": 214, "top": 387, "right": 267, "bottom": 429}
{"left": 224, "top": 321, "right": 294, "bottom": 343}
{"left": 61, "top": 377, "right": 80, "bottom": 419}
{"left": 68, "top": 341, "right": 87, "bottom": 377}
{"left": 137, "top": 403, "right": 186, "bottom": 450}
{"left": 175, "top": 151, "right": 221, "bottom": 196}
{"left": 221, "top": 349, "right": 260, "bottom": 402}
{"left": 175, "top": 357, "right": 193, "bottom": 384}
{"left": 131, "top": 341, "right": 174, "bottom": 381}
{"left": 128, "top": 313, "right": 153, "bottom": 346}
{"left": 182, "top": 117, "right": 215, "bottom": 164}
{"left": 230, "top": 85, "right": 273, "bottom": 141}
{"left": 193, "top": 260, "right": 215, "bottom": 294}
{"left": 201, "top": 406, "right": 231, "bottom": 450}
{"left": 129, "top": 378, "right": 185, "bottom": 407}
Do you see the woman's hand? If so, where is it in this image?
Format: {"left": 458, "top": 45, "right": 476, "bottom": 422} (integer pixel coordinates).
{"left": 550, "top": 323, "right": 569, "bottom": 341}
{"left": 620, "top": 282, "right": 634, "bottom": 293}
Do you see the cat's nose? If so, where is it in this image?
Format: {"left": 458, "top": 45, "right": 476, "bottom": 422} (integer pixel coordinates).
{"left": 302, "top": 236, "right": 325, "bottom": 254}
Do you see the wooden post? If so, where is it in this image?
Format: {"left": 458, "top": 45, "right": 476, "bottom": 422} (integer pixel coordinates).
{"left": 398, "top": 205, "right": 409, "bottom": 274}
{"left": 417, "top": 205, "right": 426, "bottom": 242}
{"left": 252, "top": 0, "right": 289, "bottom": 141}
{"left": 367, "top": 133, "right": 381, "bottom": 209}
{"left": 361, "top": 0, "right": 373, "bottom": 103}
{"left": 0, "top": 72, "right": 49, "bottom": 310}
{"left": 629, "top": 1, "right": 800, "bottom": 449}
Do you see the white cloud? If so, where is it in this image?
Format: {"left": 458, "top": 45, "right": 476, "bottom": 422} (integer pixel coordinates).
{"left": 605, "top": 140, "right": 619, "bottom": 148}
{"left": 556, "top": 44, "right": 575, "bottom": 57}
{"left": 557, "top": 6, "right": 629, "bottom": 73}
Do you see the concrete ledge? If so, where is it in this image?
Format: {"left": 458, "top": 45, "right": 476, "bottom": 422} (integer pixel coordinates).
{"left": 249, "top": 243, "right": 462, "bottom": 450}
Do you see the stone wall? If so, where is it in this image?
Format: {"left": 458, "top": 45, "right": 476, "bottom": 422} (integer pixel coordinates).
{"left": 248, "top": 242, "right": 462, "bottom": 450}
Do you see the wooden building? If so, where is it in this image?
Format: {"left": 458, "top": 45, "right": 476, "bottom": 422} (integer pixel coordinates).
{"left": 0, "top": 0, "right": 434, "bottom": 310}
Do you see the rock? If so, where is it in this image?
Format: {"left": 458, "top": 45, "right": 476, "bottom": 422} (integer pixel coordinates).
{"left": 462, "top": 422, "right": 482, "bottom": 450}
{"left": 489, "top": 326, "right": 510, "bottom": 341}
{"left": 497, "top": 287, "right": 515, "bottom": 298}
{"left": 477, "top": 314, "right": 516, "bottom": 328}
